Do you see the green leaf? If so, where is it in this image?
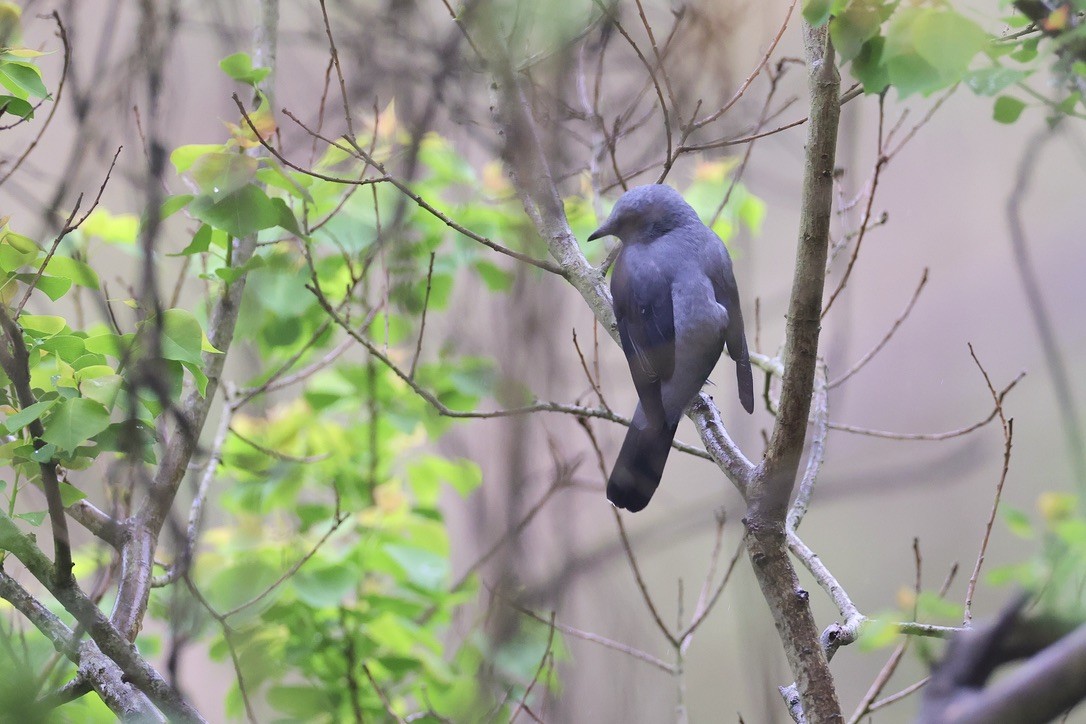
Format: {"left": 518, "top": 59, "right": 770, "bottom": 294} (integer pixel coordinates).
{"left": 408, "top": 456, "right": 483, "bottom": 506}
{"left": 58, "top": 481, "right": 85, "bottom": 505}
{"left": 29, "top": 442, "right": 56, "bottom": 463}
{"left": 830, "top": 0, "right": 882, "bottom": 62}
{"left": 175, "top": 224, "right": 213, "bottom": 256}
{"left": 40, "top": 398, "right": 111, "bottom": 452}
{"left": 994, "top": 95, "right": 1026, "bottom": 123}
{"left": 0, "top": 61, "right": 47, "bottom": 99}
{"left": 19, "top": 314, "right": 66, "bottom": 336}
{"left": 160, "top": 194, "right": 194, "bottom": 220}
{"left": 738, "top": 194, "right": 766, "bottom": 233}
{"left": 189, "top": 184, "right": 280, "bottom": 238}
{"left": 911, "top": 11, "right": 987, "bottom": 78}
{"left": 219, "top": 52, "right": 271, "bottom": 86}
{"left": 292, "top": 564, "right": 361, "bottom": 608}
{"left": 803, "top": 0, "right": 833, "bottom": 27}
{"left": 40, "top": 334, "right": 86, "bottom": 361}
{"left": 43, "top": 255, "right": 99, "bottom": 289}
{"left": 852, "top": 36, "right": 890, "bottom": 94}
{"left": 81, "top": 208, "right": 139, "bottom": 245}
{"left": 270, "top": 197, "right": 302, "bottom": 236}
{"left": 964, "top": 67, "right": 1030, "bottom": 96}
{"left": 858, "top": 616, "right": 899, "bottom": 651}
{"left": 84, "top": 333, "right": 131, "bottom": 359}
{"left": 1056, "top": 92, "right": 1081, "bottom": 115}
{"left": 1003, "top": 506, "right": 1034, "bottom": 538}
{"left": 1010, "top": 37, "right": 1039, "bottom": 64}
{"left": 157, "top": 309, "right": 205, "bottom": 367}
{"left": 79, "top": 373, "right": 123, "bottom": 409}
{"left": 4, "top": 399, "right": 55, "bottom": 433}
{"left": 884, "top": 8, "right": 987, "bottom": 97}
{"left": 188, "top": 152, "right": 258, "bottom": 201}
{"left": 170, "top": 144, "right": 223, "bottom": 174}
{"left": 266, "top": 686, "right": 333, "bottom": 720}
{"left": 214, "top": 253, "right": 265, "bottom": 284}
{"left": 474, "top": 260, "right": 514, "bottom": 292}
{"left": 13, "top": 511, "right": 45, "bottom": 526}
{"left": 14, "top": 273, "right": 71, "bottom": 301}
{"left": 384, "top": 544, "right": 449, "bottom": 591}
{"left": 916, "top": 592, "right": 963, "bottom": 621}
{"left": 256, "top": 161, "right": 314, "bottom": 202}
{"left": 0, "top": 94, "right": 32, "bottom": 119}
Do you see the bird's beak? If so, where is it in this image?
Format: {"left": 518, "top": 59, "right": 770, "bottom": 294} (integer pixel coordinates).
{"left": 587, "top": 220, "right": 613, "bottom": 242}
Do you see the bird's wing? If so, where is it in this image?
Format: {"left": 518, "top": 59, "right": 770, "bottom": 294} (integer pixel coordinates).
{"left": 613, "top": 253, "right": 675, "bottom": 428}
{"left": 706, "top": 234, "right": 755, "bottom": 414}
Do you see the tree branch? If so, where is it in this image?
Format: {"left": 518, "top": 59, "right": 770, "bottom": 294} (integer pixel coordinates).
{"left": 741, "top": 21, "right": 843, "bottom": 724}
{"left": 0, "top": 512, "right": 203, "bottom": 721}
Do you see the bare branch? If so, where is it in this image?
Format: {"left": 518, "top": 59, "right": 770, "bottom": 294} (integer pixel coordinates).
{"left": 497, "top": 589, "right": 676, "bottom": 674}
{"left": 828, "top": 268, "right": 928, "bottom": 389}
{"left": 822, "top": 94, "right": 886, "bottom": 319}
{"left": 963, "top": 344, "right": 1015, "bottom": 627}
{"left": 612, "top": 507, "right": 680, "bottom": 648}
{"left": 787, "top": 360, "right": 828, "bottom": 532}
{"left": 15, "top": 145, "right": 122, "bottom": 317}
{"left": 409, "top": 252, "right": 436, "bottom": 380}
{"left": 829, "top": 370, "right": 1024, "bottom": 441}
{"left": 689, "top": 0, "right": 796, "bottom": 132}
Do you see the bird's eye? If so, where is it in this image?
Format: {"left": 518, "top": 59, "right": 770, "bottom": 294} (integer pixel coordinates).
{"left": 640, "top": 306, "right": 650, "bottom": 317}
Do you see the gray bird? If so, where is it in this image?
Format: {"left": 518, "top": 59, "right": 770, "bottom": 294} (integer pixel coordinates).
{"left": 588, "top": 184, "right": 754, "bottom": 512}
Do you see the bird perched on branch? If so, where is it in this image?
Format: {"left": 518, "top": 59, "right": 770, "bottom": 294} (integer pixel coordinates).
{"left": 588, "top": 184, "right": 754, "bottom": 512}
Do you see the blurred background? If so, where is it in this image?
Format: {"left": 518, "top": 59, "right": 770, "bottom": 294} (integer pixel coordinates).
{"left": 4, "top": 0, "right": 1085, "bottom": 721}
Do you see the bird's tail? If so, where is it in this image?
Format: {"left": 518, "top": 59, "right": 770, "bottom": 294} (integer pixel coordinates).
{"left": 607, "top": 417, "right": 677, "bottom": 512}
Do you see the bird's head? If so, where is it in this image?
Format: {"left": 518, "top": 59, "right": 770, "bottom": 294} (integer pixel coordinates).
{"left": 587, "top": 184, "right": 700, "bottom": 244}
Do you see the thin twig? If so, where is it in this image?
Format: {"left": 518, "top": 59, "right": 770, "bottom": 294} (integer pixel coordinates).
{"left": 228, "top": 425, "right": 332, "bottom": 464}
{"left": 688, "top": 0, "right": 796, "bottom": 132}
{"left": 183, "top": 578, "right": 256, "bottom": 724}
{"left": 317, "top": 0, "right": 354, "bottom": 138}
{"left": 152, "top": 390, "right": 235, "bottom": 588}
{"left": 866, "top": 677, "right": 930, "bottom": 713}
{"left": 409, "top": 252, "right": 436, "bottom": 380}
{"left": 0, "top": 12, "right": 71, "bottom": 190}
{"left": 963, "top": 344, "right": 1015, "bottom": 626}
{"left": 362, "top": 663, "right": 407, "bottom": 724}
{"left": 612, "top": 507, "right": 679, "bottom": 648}
{"left": 498, "top": 588, "right": 676, "bottom": 673}
{"left": 266, "top": 103, "right": 565, "bottom": 275}
{"left": 15, "top": 144, "right": 122, "bottom": 317}
{"left": 572, "top": 327, "right": 610, "bottom": 412}
{"left": 447, "top": 470, "right": 570, "bottom": 593}
{"left": 829, "top": 269, "right": 929, "bottom": 389}
{"left": 222, "top": 514, "right": 348, "bottom": 619}
{"left": 588, "top": 0, "right": 672, "bottom": 182}
{"left": 679, "top": 534, "right": 747, "bottom": 648}
{"left": 509, "top": 612, "right": 556, "bottom": 724}
{"left": 829, "top": 371, "right": 1024, "bottom": 441}
{"left": 822, "top": 94, "right": 885, "bottom": 319}
{"left": 309, "top": 279, "right": 713, "bottom": 458}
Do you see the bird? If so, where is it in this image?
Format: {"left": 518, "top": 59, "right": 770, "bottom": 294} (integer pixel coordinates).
{"left": 588, "top": 184, "right": 754, "bottom": 512}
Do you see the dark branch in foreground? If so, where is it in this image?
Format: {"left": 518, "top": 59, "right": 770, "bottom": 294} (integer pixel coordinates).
{"left": 921, "top": 597, "right": 1086, "bottom": 724}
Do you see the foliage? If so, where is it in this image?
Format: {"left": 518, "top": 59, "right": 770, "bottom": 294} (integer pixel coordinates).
{"left": 0, "top": 45, "right": 581, "bottom": 719}
{"left": 805, "top": 0, "right": 1086, "bottom": 123}
{"left": 990, "top": 493, "right": 1086, "bottom": 620}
